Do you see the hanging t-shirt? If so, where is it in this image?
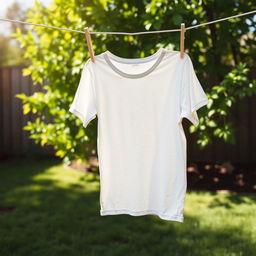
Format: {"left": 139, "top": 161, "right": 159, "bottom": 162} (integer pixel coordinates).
{"left": 69, "top": 48, "right": 209, "bottom": 223}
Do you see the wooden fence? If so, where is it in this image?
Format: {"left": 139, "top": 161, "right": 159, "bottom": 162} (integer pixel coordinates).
{"left": 0, "top": 66, "right": 54, "bottom": 158}
{"left": 0, "top": 66, "right": 255, "bottom": 164}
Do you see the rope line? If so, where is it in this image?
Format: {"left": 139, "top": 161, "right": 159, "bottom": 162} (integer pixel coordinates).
{"left": 0, "top": 9, "right": 255, "bottom": 35}
{"left": 185, "top": 9, "right": 256, "bottom": 31}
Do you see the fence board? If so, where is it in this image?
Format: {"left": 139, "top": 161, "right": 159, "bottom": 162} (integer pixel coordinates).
{"left": 2, "top": 68, "right": 12, "bottom": 153}
{"left": 21, "top": 74, "right": 30, "bottom": 154}
{"left": 11, "top": 68, "right": 21, "bottom": 153}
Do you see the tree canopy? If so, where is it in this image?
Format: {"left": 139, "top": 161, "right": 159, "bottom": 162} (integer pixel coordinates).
{"left": 13, "top": 0, "right": 256, "bottom": 165}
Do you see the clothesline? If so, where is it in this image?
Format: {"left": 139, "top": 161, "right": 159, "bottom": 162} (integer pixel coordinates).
{"left": 0, "top": 9, "right": 255, "bottom": 35}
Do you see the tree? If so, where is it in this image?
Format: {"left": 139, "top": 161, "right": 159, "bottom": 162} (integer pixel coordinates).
{"left": 6, "top": 1, "right": 27, "bottom": 34}
{"left": 0, "top": 1, "right": 28, "bottom": 66}
{"left": 13, "top": 0, "right": 256, "bottom": 165}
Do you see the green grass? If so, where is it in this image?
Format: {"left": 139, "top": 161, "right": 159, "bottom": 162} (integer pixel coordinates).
{"left": 0, "top": 158, "right": 255, "bottom": 256}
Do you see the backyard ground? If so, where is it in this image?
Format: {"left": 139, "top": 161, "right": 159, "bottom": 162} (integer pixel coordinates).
{"left": 0, "top": 157, "right": 255, "bottom": 256}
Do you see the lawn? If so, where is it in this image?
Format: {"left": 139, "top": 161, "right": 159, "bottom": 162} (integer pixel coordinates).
{"left": 0, "top": 157, "right": 255, "bottom": 256}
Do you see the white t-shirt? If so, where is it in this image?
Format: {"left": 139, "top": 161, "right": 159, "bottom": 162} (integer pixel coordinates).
{"left": 69, "top": 48, "right": 209, "bottom": 223}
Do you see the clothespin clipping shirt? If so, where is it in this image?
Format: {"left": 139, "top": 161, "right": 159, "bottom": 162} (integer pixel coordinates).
{"left": 84, "top": 27, "right": 95, "bottom": 63}
{"left": 180, "top": 23, "right": 185, "bottom": 59}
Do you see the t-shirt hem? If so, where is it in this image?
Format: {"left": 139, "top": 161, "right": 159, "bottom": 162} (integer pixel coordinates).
{"left": 69, "top": 105, "right": 96, "bottom": 128}
{"left": 191, "top": 97, "right": 209, "bottom": 113}
{"left": 180, "top": 97, "right": 209, "bottom": 126}
{"left": 100, "top": 209, "right": 184, "bottom": 223}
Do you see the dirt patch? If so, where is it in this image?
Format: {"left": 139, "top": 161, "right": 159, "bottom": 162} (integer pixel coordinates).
{"left": 65, "top": 157, "right": 99, "bottom": 173}
{"left": 0, "top": 206, "right": 16, "bottom": 216}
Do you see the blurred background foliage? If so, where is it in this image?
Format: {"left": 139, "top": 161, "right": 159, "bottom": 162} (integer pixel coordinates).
{"left": 0, "top": 2, "right": 27, "bottom": 66}
{"left": 10, "top": 0, "right": 256, "bottom": 165}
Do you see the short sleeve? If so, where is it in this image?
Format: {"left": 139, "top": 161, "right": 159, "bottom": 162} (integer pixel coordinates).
{"left": 179, "top": 54, "right": 209, "bottom": 126}
{"left": 69, "top": 59, "right": 97, "bottom": 128}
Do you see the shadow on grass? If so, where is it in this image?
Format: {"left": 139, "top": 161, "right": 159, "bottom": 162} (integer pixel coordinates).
{"left": 189, "top": 189, "right": 256, "bottom": 209}
{"left": 0, "top": 158, "right": 255, "bottom": 256}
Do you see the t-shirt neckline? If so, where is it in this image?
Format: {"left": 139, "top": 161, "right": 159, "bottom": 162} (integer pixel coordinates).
{"left": 103, "top": 48, "right": 166, "bottom": 79}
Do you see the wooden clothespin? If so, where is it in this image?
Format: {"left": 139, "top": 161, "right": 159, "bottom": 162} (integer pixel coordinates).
{"left": 180, "top": 23, "right": 186, "bottom": 59}
{"left": 84, "top": 27, "right": 95, "bottom": 63}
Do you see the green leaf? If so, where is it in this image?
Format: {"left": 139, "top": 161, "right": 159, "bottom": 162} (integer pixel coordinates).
{"left": 23, "top": 104, "right": 31, "bottom": 115}
{"left": 226, "top": 99, "right": 232, "bottom": 107}
{"left": 208, "top": 120, "right": 217, "bottom": 127}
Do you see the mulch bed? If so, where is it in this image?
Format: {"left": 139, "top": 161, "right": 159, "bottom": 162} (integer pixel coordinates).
{"left": 187, "top": 161, "right": 256, "bottom": 193}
